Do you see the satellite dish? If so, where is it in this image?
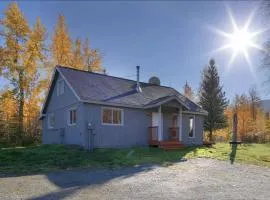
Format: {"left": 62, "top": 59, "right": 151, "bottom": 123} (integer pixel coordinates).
{"left": 149, "top": 76, "right": 161, "bottom": 86}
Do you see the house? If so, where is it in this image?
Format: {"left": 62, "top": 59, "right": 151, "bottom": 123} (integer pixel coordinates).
{"left": 40, "top": 65, "right": 208, "bottom": 149}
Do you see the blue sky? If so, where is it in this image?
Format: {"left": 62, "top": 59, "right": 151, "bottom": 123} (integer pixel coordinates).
{"left": 0, "top": 1, "right": 268, "bottom": 101}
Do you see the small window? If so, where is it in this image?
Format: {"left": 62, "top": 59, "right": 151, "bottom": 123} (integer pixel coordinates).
{"left": 189, "top": 117, "right": 194, "bottom": 137}
{"left": 57, "top": 80, "right": 65, "bottom": 96}
{"left": 102, "top": 107, "right": 123, "bottom": 125}
{"left": 48, "top": 113, "right": 55, "bottom": 129}
{"left": 68, "top": 109, "right": 77, "bottom": 125}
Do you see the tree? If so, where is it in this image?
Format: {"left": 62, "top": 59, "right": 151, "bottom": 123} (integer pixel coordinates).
{"left": 0, "top": 2, "right": 30, "bottom": 140}
{"left": 0, "top": 2, "right": 46, "bottom": 143}
{"left": 71, "top": 38, "right": 84, "bottom": 69}
{"left": 51, "top": 15, "right": 72, "bottom": 67}
{"left": 183, "top": 81, "right": 195, "bottom": 101}
{"left": 83, "top": 38, "right": 102, "bottom": 72}
{"left": 260, "top": 1, "right": 270, "bottom": 89}
{"left": 248, "top": 86, "right": 260, "bottom": 121}
{"left": 199, "top": 59, "right": 228, "bottom": 141}
{"left": 0, "top": 89, "right": 19, "bottom": 143}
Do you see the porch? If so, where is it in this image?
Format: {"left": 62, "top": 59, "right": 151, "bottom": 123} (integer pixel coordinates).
{"left": 148, "top": 126, "right": 184, "bottom": 150}
{"left": 147, "top": 102, "right": 185, "bottom": 150}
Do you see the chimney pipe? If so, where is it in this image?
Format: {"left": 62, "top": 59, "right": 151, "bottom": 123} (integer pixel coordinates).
{"left": 136, "top": 65, "right": 142, "bottom": 92}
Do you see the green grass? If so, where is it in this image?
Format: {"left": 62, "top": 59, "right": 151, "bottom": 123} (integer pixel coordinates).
{"left": 184, "top": 143, "right": 270, "bottom": 167}
{"left": 0, "top": 143, "right": 269, "bottom": 174}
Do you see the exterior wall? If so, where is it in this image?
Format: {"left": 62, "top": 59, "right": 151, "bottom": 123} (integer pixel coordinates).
{"left": 181, "top": 114, "right": 204, "bottom": 146}
{"left": 83, "top": 104, "right": 151, "bottom": 148}
{"left": 42, "top": 73, "right": 85, "bottom": 146}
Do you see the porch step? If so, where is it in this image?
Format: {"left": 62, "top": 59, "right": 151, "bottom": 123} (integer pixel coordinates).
{"left": 158, "top": 140, "right": 184, "bottom": 150}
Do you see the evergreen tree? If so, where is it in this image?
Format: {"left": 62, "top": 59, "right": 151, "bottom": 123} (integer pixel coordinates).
{"left": 199, "top": 59, "right": 228, "bottom": 141}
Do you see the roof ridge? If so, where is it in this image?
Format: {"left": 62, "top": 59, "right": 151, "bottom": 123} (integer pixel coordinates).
{"left": 56, "top": 65, "right": 174, "bottom": 89}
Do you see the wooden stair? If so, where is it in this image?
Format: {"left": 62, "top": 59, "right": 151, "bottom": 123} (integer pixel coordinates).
{"left": 158, "top": 140, "right": 184, "bottom": 150}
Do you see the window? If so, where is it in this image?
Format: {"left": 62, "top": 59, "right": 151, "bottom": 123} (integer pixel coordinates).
{"left": 68, "top": 108, "right": 77, "bottom": 125}
{"left": 57, "top": 79, "right": 65, "bottom": 96}
{"left": 189, "top": 117, "right": 194, "bottom": 138}
{"left": 102, "top": 107, "right": 123, "bottom": 125}
{"left": 48, "top": 113, "right": 55, "bottom": 129}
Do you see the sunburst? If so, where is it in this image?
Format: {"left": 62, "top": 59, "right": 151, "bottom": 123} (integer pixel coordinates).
{"left": 210, "top": 6, "right": 267, "bottom": 76}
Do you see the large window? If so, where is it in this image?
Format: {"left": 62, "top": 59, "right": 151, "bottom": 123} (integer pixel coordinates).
{"left": 48, "top": 113, "right": 55, "bottom": 129}
{"left": 189, "top": 117, "right": 194, "bottom": 138}
{"left": 57, "top": 79, "right": 65, "bottom": 96}
{"left": 102, "top": 107, "right": 123, "bottom": 125}
{"left": 68, "top": 108, "right": 77, "bottom": 125}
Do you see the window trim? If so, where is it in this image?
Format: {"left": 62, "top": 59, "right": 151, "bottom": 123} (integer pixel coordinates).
{"left": 188, "top": 116, "right": 195, "bottom": 138}
{"left": 67, "top": 107, "right": 77, "bottom": 126}
{"left": 101, "top": 107, "right": 124, "bottom": 126}
{"left": 48, "top": 113, "right": 55, "bottom": 129}
{"left": 57, "top": 79, "right": 65, "bottom": 96}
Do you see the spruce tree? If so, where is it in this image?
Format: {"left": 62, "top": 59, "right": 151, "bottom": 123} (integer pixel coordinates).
{"left": 199, "top": 59, "right": 228, "bottom": 141}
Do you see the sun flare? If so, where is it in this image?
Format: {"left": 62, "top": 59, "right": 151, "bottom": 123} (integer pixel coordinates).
{"left": 229, "top": 29, "right": 252, "bottom": 53}
{"left": 210, "top": 7, "right": 267, "bottom": 76}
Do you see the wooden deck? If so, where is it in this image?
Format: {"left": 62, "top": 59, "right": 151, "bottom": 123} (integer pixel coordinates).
{"left": 159, "top": 140, "right": 184, "bottom": 150}
{"left": 148, "top": 126, "right": 184, "bottom": 150}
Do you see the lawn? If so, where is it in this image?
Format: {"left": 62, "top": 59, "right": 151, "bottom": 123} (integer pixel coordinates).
{"left": 0, "top": 143, "right": 269, "bottom": 174}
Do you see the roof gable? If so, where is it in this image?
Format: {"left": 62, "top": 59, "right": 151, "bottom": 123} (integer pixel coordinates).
{"left": 40, "top": 68, "right": 80, "bottom": 115}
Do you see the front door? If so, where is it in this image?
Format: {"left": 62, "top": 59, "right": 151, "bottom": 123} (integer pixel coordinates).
{"left": 152, "top": 112, "right": 159, "bottom": 127}
{"left": 152, "top": 112, "right": 163, "bottom": 141}
{"left": 169, "top": 114, "right": 179, "bottom": 140}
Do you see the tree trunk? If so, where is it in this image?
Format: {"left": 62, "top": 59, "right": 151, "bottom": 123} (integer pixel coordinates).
{"left": 18, "top": 69, "right": 24, "bottom": 144}
{"left": 209, "top": 128, "right": 213, "bottom": 142}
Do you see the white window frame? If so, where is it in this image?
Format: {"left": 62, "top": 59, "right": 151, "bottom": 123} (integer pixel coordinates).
{"left": 101, "top": 107, "right": 124, "bottom": 126}
{"left": 188, "top": 116, "right": 195, "bottom": 138}
{"left": 48, "top": 113, "right": 55, "bottom": 129}
{"left": 68, "top": 107, "right": 77, "bottom": 126}
{"left": 57, "top": 79, "right": 65, "bottom": 96}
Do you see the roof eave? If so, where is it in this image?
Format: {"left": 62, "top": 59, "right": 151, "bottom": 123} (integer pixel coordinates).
{"left": 143, "top": 96, "right": 190, "bottom": 110}
{"left": 182, "top": 110, "right": 208, "bottom": 116}
{"left": 81, "top": 100, "right": 143, "bottom": 109}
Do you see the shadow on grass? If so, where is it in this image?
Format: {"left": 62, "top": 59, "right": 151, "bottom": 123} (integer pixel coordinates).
{"left": 230, "top": 144, "right": 237, "bottom": 164}
{"left": 0, "top": 145, "right": 198, "bottom": 200}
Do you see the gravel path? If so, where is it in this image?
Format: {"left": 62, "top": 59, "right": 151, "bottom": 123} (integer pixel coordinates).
{"left": 0, "top": 158, "right": 270, "bottom": 200}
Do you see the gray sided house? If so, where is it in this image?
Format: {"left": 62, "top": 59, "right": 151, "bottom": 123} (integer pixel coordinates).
{"left": 40, "top": 66, "right": 207, "bottom": 149}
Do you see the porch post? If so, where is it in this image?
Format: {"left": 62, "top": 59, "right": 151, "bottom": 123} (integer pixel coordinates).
{"left": 158, "top": 105, "right": 163, "bottom": 141}
{"left": 178, "top": 107, "right": 182, "bottom": 141}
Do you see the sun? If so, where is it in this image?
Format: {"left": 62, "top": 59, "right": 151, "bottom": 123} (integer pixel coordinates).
{"left": 209, "top": 6, "right": 267, "bottom": 75}
{"left": 229, "top": 29, "right": 252, "bottom": 53}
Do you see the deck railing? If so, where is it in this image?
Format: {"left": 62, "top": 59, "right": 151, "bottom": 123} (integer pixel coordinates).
{"left": 168, "top": 127, "right": 179, "bottom": 141}
{"left": 148, "top": 126, "right": 158, "bottom": 146}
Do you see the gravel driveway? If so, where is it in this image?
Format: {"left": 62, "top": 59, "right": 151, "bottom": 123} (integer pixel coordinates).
{"left": 0, "top": 158, "right": 269, "bottom": 200}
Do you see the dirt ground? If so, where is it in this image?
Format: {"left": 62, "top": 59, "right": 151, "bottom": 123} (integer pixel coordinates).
{"left": 0, "top": 158, "right": 269, "bottom": 200}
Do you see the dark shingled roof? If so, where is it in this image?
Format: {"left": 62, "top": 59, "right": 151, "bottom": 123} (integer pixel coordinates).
{"left": 57, "top": 66, "right": 207, "bottom": 114}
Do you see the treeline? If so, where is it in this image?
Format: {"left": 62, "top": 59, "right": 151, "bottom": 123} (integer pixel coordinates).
{"left": 211, "top": 87, "right": 270, "bottom": 143}
{"left": 0, "top": 2, "right": 102, "bottom": 145}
